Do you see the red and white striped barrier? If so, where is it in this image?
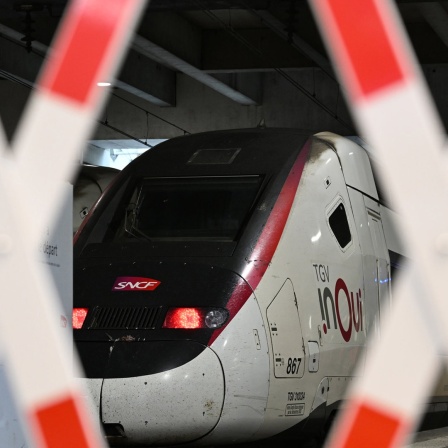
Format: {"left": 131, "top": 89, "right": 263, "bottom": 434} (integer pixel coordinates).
{"left": 16, "top": 0, "right": 147, "bottom": 245}
{"left": 0, "top": 0, "right": 147, "bottom": 446}
{"left": 309, "top": 0, "right": 448, "bottom": 446}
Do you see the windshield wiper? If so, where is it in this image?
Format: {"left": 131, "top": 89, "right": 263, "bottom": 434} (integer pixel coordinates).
{"left": 124, "top": 204, "right": 152, "bottom": 242}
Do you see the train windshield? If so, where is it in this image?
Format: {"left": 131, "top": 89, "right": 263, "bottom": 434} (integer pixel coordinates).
{"left": 115, "top": 176, "right": 262, "bottom": 242}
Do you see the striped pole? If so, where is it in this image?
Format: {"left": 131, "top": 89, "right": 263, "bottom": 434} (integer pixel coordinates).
{"left": 309, "top": 0, "right": 448, "bottom": 446}
{"left": 15, "top": 0, "right": 148, "bottom": 246}
{"left": 0, "top": 0, "right": 147, "bottom": 446}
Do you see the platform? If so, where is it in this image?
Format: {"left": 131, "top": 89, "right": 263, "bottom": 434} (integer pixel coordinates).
{"left": 406, "top": 427, "right": 448, "bottom": 447}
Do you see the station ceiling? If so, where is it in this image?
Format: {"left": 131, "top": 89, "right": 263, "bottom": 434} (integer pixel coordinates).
{"left": 0, "top": 0, "right": 448, "bottom": 142}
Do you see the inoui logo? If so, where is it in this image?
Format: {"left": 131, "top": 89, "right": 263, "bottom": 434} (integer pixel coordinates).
{"left": 112, "top": 276, "right": 161, "bottom": 291}
{"left": 313, "top": 264, "right": 363, "bottom": 342}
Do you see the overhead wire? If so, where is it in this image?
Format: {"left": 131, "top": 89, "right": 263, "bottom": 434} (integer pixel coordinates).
{"left": 240, "top": 0, "right": 337, "bottom": 82}
{"left": 111, "top": 92, "right": 191, "bottom": 135}
{"left": 193, "top": 0, "right": 354, "bottom": 133}
{"left": 0, "top": 69, "right": 34, "bottom": 91}
{"left": 0, "top": 63, "right": 189, "bottom": 145}
{"left": 0, "top": 33, "right": 190, "bottom": 141}
{"left": 98, "top": 120, "right": 153, "bottom": 148}
{"left": 1, "top": 8, "right": 352, "bottom": 135}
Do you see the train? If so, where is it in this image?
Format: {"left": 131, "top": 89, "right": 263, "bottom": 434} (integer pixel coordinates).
{"left": 72, "top": 128, "right": 448, "bottom": 446}
{"left": 73, "top": 164, "right": 119, "bottom": 235}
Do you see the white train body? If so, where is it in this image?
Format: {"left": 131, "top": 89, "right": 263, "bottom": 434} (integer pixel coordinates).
{"left": 73, "top": 129, "right": 447, "bottom": 446}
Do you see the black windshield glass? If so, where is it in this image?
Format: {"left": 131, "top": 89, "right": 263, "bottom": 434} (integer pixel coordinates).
{"left": 117, "top": 176, "right": 262, "bottom": 242}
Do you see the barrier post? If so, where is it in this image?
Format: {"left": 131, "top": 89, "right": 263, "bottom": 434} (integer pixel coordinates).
{"left": 0, "top": 0, "right": 148, "bottom": 446}
{"left": 309, "top": 0, "right": 448, "bottom": 446}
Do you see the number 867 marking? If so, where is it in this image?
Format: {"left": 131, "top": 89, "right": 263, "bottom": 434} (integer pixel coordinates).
{"left": 286, "top": 357, "right": 301, "bottom": 374}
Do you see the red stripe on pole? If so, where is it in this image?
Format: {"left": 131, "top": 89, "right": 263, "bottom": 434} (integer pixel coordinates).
{"left": 32, "top": 394, "right": 94, "bottom": 448}
{"left": 324, "top": 0, "right": 407, "bottom": 98}
{"left": 332, "top": 402, "right": 407, "bottom": 448}
{"left": 40, "top": 0, "right": 129, "bottom": 105}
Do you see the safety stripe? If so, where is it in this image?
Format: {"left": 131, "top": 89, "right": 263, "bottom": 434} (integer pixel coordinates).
{"left": 0, "top": 0, "right": 146, "bottom": 446}
{"left": 31, "top": 393, "right": 95, "bottom": 448}
{"left": 314, "top": 0, "right": 413, "bottom": 100}
{"left": 309, "top": 0, "right": 447, "bottom": 447}
{"left": 331, "top": 401, "right": 408, "bottom": 448}
{"left": 323, "top": 275, "right": 439, "bottom": 448}
{"left": 15, "top": 0, "right": 146, "bottom": 246}
{"left": 40, "top": 0, "right": 133, "bottom": 106}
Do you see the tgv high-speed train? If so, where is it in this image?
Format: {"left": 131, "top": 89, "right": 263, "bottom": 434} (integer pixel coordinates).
{"left": 73, "top": 129, "right": 448, "bottom": 446}
{"left": 73, "top": 164, "right": 119, "bottom": 234}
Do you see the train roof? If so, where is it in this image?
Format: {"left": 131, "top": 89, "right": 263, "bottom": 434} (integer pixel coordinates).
{"left": 125, "top": 129, "right": 379, "bottom": 202}
{"left": 315, "top": 132, "right": 378, "bottom": 200}
{"left": 124, "top": 128, "right": 312, "bottom": 178}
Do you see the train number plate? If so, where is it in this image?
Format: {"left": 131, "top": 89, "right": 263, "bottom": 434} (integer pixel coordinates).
{"left": 285, "top": 403, "right": 305, "bottom": 416}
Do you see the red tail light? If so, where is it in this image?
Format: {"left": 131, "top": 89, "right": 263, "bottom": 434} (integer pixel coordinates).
{"left": 163, "top": 308, "right": 202, "bottom": 329}
{"left": 163, "top": 307, "right": 228, "bottom": 329}
{"left": 72, "top": 308, "right": 88, "bottom": 329}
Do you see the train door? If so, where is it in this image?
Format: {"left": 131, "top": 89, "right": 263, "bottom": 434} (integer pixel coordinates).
{"left": 364, "top": 197, "right": 391, "bottom": 332}
{"left": 267, "top": 279, "right": 306, "bottom": 380}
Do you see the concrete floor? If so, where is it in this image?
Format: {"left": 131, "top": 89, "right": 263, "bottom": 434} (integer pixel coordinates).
{"left": 110, "top": 427, "right": 448, "bottom": 448}
{"left": 244, "top": 427, "right": 448, "bottom": 448}
{"left": 406, "top": 427, "right": 448, "bottom": 448}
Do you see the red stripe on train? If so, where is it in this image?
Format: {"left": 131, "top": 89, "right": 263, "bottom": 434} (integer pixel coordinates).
{"left": 209, "top": 139, "right": 311, "bottom": 345}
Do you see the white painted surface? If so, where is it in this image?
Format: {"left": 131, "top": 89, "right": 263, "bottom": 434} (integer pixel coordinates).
{"left": 37, "top": 183, "right": 73, "bottom": 336}
{"left": 101, "top": 347, "right": 224, "bottom": 445}
{"left": 0, "top": 365, "right": 27, "bottom": 448}
{"left": 203, "top": 296, "right": 270, "bottom": 445}
{"left": 75, "top": 378, "right": 103, "bottom": 437}
{"left": 0, "top": 185, "right": 73, "bottom": 446}
{"left": 308, "top": 341, "right": 320, "bottom": 373}
{"left": 316, "top": 132, "right": 379, "bottom": 200}
{"left": 267, "top": 279, "right": 305, "bottom": 378}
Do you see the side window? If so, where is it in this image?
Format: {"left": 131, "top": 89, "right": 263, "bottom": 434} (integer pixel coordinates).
{"left": 328, "top": 201, "right": 352, "bottom": 249}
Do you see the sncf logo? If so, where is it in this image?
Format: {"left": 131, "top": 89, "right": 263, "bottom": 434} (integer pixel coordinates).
{"left": 313, "top": 264, "right": 363, "bottom": 342}
{"left": 112, "top": 277, "right": 161, "bottom": 291}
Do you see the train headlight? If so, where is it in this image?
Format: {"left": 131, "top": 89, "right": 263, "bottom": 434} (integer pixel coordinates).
{"left": 163, "top": 307, "right": 229, "bottom": 329}
{"left": 205, "top": 309, "right": 227, "bottom": 329}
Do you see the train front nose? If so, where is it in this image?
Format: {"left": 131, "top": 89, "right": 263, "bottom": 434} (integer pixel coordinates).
{"left": 99, "top": 344, "right": 224, "bottom": 446}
